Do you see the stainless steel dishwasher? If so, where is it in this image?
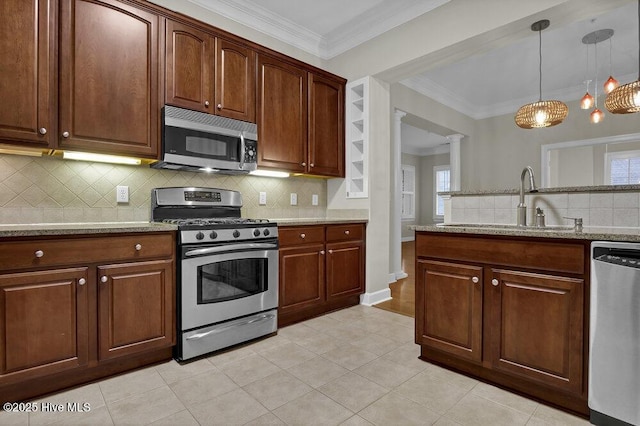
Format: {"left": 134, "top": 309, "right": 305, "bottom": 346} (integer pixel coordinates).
{"left": 590, "top": 241, "right": 640, "bottom": 426}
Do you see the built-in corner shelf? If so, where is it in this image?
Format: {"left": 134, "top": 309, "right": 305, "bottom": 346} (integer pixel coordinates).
{"left": 345, "top": 77, "right": 369, "bottom": 198}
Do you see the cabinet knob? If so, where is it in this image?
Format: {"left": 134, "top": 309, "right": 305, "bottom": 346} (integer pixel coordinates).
{"left": 62, "top": 131, "right": 69, "bottom": 138}
{"left": 100, "top": 276, "right": 108, "bottom": 283}
{"left": 471, "top": 276, "right": 479, "bottom": 284}
{"left": 35, "top": 250, "right": 44, "bottom": 258}
{"left": 328, "top": 249, "right": 333, "bottom": 254}
{"left": 300, "top": 233, "right": 306, "bottom": 239}
{"left": 39, "top": 127, "right": 47, "bottom": 135}
{"left": 301, "top": 162, "right": 306, "bottom": 167}
{"left": 344, "top": 230, "right": 350, "bottom": 235}
{"left": 78, "top": 278, "right": 86, "bottom": 286}
{"left": 217, "top": 104, "right": 222, "bottom": 110}
{"left": 492, "top": 278, "right": 499, "bottom": 287}
{"left": 320, "top": 250, "right": 325, "bottom": 255}
{"left": 135, "top": 243, "right": 142, "bottom": 251}
{"left": 204, "top": 101, "right": 210, "bottom": 107}
{"left": 310, "top": 163, "right": 314, "bottom": 168}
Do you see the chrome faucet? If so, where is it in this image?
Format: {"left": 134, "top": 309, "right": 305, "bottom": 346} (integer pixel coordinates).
{"left": 517, "top": 166, "right": 538, "bottom": 226}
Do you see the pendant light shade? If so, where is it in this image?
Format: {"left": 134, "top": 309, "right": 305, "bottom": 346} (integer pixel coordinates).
{"left": 515, "top": 20, "right": 568, "bottom": 129}
{"left": 604, "top": 76, "right": 619, "bottom": 94}
{"left": 581, "top": 92, "right": 595, "bottom": 109}
{"left": 605, "top": 0, "right": 640, "bottom": 114}
{"left": 590, "top": 107, "right": 605, "bottom": 123}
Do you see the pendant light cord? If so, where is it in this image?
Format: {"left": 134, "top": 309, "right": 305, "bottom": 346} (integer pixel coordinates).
{"left": 538, "top": 27, "right": 543, "bottom": 101}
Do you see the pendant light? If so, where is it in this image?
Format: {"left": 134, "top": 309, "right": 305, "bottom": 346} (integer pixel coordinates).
{"left": 604, "top": 38, "right": 619, "bottom": 93}
{"left": 580, "top": 80, "right": 595, "bottom": 109}
{"left": 582, "top": 28, "right": 614, "bottom": 124}
{"left": 515, "top": 20, "right": 568, "bottom": 129}
{"left": 605, "top": 0, "right": 640, "bottom": 114}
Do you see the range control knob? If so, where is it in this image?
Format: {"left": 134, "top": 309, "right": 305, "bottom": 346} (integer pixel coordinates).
{"left": 233, "top": 230, "right": 240, "bottom": 238}
{"left": 253, "top": 229, "right": 261, "bottom": 237}
{"left": 209, "top": 231, "right": 218, "bottom": 239}
{"left": 196, "top": 232, "right": 205, "bottom": 240}
{"left": 263, "top": 228, "right": 270, "bottom": 236}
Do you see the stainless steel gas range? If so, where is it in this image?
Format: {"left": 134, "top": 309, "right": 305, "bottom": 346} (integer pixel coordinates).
{"left": 151, "top": 187, "right": 278, "bottom": 361}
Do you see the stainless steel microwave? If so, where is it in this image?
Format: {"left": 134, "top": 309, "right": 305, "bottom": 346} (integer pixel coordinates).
{"left": 152, "top": 106, "right": 258, "bottom": 174}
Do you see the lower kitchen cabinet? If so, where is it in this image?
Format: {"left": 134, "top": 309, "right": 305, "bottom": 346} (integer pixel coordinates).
{"left": 278, "top": 223, "right": 365, "bottom": 326}
{"left": 415, "top": 232, "right": 589, "bottom": 415}
{"left": 0, "top": 232, "right": 176, "bottom": 403}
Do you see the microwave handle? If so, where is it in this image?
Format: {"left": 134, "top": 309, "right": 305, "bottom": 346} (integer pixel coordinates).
{"left": 239, "top": 133, "right": 246, "bottom": 170}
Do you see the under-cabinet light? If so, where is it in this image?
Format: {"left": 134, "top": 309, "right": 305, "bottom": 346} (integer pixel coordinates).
{"left": 249, "top": 170, "right": 290, "bottom": 178}
{"left": 62, "top": 151, "right": 142, "bottom": 166}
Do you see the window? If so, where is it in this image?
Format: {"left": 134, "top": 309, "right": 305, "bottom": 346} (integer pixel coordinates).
{"left": 401, "top": 165, "right": 415, "bottom": 220}
{"left": 434, "top": 165, "right": 450, "bottom": 219}
{"left": 605, "top": 150, "right": 640, "bottom": 184}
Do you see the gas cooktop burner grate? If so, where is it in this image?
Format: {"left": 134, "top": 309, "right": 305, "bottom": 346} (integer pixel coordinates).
{"left": 162, "top": 218, "right": 270, "bottom": 226}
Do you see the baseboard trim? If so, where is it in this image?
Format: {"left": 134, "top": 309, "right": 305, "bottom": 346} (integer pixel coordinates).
{"left": 395, "top": 271, "right": 408, "bottom": 280}
{"left": 402, "top": 236, "right": 415, "bottom": 242}
{"left": 360, "top": 289, "right": 392, "bottom": 306}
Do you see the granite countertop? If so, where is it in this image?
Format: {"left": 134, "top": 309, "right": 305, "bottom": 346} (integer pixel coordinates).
{"left": 0, "top": 222, "right": 177, "bottom": 238}
{"left": 271, "top": 218, "right": 368, "bottom": 226}
{"left": 411, "top": 223, "right": 640, "bottom": 242}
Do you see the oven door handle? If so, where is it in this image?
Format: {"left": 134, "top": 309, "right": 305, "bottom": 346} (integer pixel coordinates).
{"left": 184, "top": 243, "right": 278, "bottom": 257}
{"left": 186, "top": 313, "right": 276, "bottom": 341}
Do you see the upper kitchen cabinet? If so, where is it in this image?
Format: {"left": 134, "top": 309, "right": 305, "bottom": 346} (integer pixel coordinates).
{"left": 308, "top": 73, "right": 344, "bottom": 177}
{"left": 257, "top": 54, "right": 308, "bottom": 173}
{"left": 58, "top": 0, "right": 161, "bottom": 158}
{"left": 257, "top": 54, "right": 346, "bottom": 177}
{"left": 165, "top": 20, "right": 256, "bottom": 122}
{"left": 0, "top": 0, "right": 56, "bottom": 148}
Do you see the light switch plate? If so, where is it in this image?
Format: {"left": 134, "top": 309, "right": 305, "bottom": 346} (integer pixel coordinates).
{"left": 312, "top": 194, "right": 318, "bottom": 206}
{"left": 290, "top": 193, "right": 297, "bottom": 206}
{"left": 259, "top": 192, "right": 267, "bottom": 205}
{"left": 116, "top": 185, "right": 129, "bottom": 203}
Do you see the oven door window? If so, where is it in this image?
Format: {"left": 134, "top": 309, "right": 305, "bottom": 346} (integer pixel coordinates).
{"left": 197, "top": 258, "right": 267, "bottom": 304}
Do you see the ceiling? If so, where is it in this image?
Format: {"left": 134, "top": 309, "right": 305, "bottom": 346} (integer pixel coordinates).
{"left": 188, "top": 0, "right": 638, "bottom": 153}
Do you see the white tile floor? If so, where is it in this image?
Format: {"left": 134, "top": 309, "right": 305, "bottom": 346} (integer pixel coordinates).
{"left": 0, "top": 305, "right": 592, "bottom": 426}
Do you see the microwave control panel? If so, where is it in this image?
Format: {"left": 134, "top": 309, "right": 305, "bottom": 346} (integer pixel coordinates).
{"left": 245, "top": 139, "right": 257, "bottom": 163}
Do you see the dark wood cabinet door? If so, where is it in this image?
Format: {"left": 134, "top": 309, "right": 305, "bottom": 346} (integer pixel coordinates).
{"left": 257, "top": 55, "right": 307, "bottom": 173}
{"left": 279, "top": 244, "right": 325, "bottom": 313}
{"left": 165, "top": 19, "right": 214, "bottom": 113}
{"left": 326, "top": 240, "right": 363, "bottom": 300}
{"left": 308, "top": 73, "right": 344, "bottom": 177}
{"left": 58, "top": 0, "right": 160, "bottom": 158}
{"left": 0, "top": 268, "right": 89, "bottom": 385}
{"left": 416, "top": 259, "right": 483, "bottom": 363}
{"left": 97, "top": 259, "right": 174, "bottom": 361}
{"left": 0, "top": 0, "right": 55, "bottom": 147}
{"left": 216, "top": 38, "right": 256, "bottom": 122}
{"left": 488, "top": 269, "right": 584, "bottom": 394}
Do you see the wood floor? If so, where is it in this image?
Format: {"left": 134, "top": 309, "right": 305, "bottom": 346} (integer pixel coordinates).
{"left": 374, "top": 241, "right": 415, "bottom": 318}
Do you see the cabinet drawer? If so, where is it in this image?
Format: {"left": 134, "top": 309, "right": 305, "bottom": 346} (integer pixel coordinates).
{"left": 326, "top": 224, "right": 364, "bottom": 242}
{"left": 0, "top": 233, "right": 174, "bottom": 271}
{"left": 278, "top": 226, "right": 324, "bottom": 246}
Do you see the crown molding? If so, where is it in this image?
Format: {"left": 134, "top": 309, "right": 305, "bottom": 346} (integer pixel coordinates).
{"left": 189, "top": 0, "right": 449, "bottom": 60}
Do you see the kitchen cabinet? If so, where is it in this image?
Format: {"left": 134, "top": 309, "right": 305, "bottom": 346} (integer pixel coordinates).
{"left": 0, "top": 232, "right": 175, "bottom": 403}
{"left": 58, "top": 0, "right": 161, "bottom": 158}
{"left": 415, "top": 232, "right": 589, "bottom": 415}
{"left": 0, "top": 0, "right": 161, "bottom": 157}
{"left": 0, "top": 0, "right": 56, "bottom": 148}
{"left": 165, "top": 20, "right": 256, "bottom": 122}
{"left": 257, "top": 54, "right": 346, "bottom": 177}
{"left": 278, "top": 223, "right": 365, "bottom": 326}
{"left": 308, "top": 73, "right": 345, "bottom": 177}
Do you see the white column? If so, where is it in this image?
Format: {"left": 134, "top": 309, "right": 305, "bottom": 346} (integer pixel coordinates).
{"left": 447, "top": 134, "right": 464, "bottom": 191}
{"left": 392, "top": 110, "right": 407, "bottom": 281}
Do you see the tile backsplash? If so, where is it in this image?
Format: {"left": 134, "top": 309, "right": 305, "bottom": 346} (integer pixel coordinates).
{"left": 448, "top": 191, "right": 640, "bottom": 228}
{"left": 0, "top": 154, "right": 339, "bottom": 224}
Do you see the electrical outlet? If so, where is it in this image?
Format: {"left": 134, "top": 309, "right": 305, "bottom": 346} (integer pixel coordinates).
{"left": 116, "top": 185, "right": 129, "bottom": 203}
{"left": 290, "top": 193, "right": 297, "bottom": 206}
{"left": 259, "top": 192, "right": 267, "bottom": 205}
{"left": 312, "top": 194, "right": 318, "bottom": 206}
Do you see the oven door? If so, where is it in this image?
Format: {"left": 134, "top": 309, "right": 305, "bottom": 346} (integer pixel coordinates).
{"left": 180, "top": 242, "right": 278, "bottom": 331}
